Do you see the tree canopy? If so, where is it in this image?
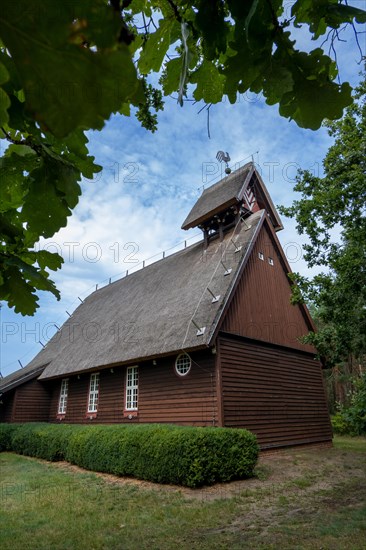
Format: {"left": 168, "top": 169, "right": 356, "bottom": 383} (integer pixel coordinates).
{"left": 279, "top": 76, "right": 366, "bottom": 368}
{"left": 0, "top": 0, "right": 365, "bottom": 315}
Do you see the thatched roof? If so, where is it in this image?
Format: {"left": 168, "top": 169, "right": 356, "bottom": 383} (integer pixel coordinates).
{"left": 181, "top": 163, "right": 252, "bottom": 230}
{"left": 0, "top": 210, "right": 264, "bottom": 387}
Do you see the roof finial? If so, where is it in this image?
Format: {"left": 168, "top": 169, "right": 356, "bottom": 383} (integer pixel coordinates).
{"left": 216, "top": 151, "right": 231, "bottom": 174}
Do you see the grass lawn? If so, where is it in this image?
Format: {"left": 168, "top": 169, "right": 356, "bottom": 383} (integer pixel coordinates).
{"left": 0, "top": 436, "right": 365, "bottom": 549}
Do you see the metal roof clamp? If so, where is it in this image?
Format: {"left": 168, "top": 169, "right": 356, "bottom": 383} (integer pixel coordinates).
{"left": 231, "top": 238, "right": 242, "bottom": 253}
{"left": 221, "top": 260, "right": 232, "bottom": 276}
{"left": 207, "top": 287, "right": 221, "bottom": 303}
{"left": 191, "top": 319, "right": 206, "bottom": 337}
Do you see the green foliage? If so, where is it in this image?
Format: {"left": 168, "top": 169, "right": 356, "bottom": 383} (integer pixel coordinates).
{"left": 0, "top": 422, "right": 19, "bottom": 451}
{"left": 332, "top": 374, "right": 366, "bottom": 436}
{"left": 136, "top": 79, "right": 164, "bottom": 132}
{"left": 0, "top": 422, "right": 259, "bottom": 487}
{"left": 331, "top": 412, "right": 350, "bottom": 435}
{"left": 279, "top": 76, "right": 366, "bottom": 366}
{"left": 10, "top": 422, "right": 81, "bottom": 460}
{"left": 0, "top": 128, "right": 101, "bottom": 314}
{"left": 0, "top": 1, "right": 365, "bottom": 314}
{"left": 0, "top": 1, "right": 142, "bottom": 315}
{"left": 66, "top": 424, "right": 258, "bottom": 487}
{"left": 0, "top": 0, "right": 143, "bottom": 137}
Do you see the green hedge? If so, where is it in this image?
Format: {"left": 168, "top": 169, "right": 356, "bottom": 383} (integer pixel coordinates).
{"left": 0, "top": 423, "right": 19, "bottom": 451}
{"left": 10, "top": 423, "right": 82, "bottom": 461}
{"left": 0, "top": 423, "right": 258, "bottom": 487}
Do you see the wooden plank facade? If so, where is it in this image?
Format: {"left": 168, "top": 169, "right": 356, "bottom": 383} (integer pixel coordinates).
{"left": 220, "top": 223, "right": 314, "bottom": 353}
{"left": 1, "top": 379, "right": 52, "bottom": 423}
{"left": 44, "top": 351, "right": 217, "bottom": 426}
{"left": 1, "top": 337, "right": 332, "bottom": 449}
{"left": 218, "top": 335, "right": 332, "bottom": 448}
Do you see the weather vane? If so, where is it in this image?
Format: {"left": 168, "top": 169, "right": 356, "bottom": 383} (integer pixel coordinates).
{"left": 216, "top": 151, "right": 231, "bottom": 174}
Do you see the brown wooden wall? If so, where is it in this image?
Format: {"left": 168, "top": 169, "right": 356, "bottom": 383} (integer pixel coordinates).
{"left": 0, "top": 379, "right": 52, "bottom": 423}
{"left": 218, "top": 335, "right": 332, "bottom": 449}
{"left": 221, "top": 223, "right": 315, "bottom": 353}
{"left": 49, "top": 350, "right": 218, "bottom": 426}
{"left": 0, "top": 390, "right": 15, "bottom": 422}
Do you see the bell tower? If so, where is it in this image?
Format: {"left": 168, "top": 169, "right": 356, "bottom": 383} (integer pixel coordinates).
{"left": 181, "top": 160, "right": 282, "bottom": 247}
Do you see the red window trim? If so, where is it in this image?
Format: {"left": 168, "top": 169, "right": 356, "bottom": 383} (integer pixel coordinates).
{"left": 86, "top": 372, "right": 100, "bottom": 418}
{"left": 58, "top": 378, "right": 69, "bottom": 416}
{"left": 125, "top": 366, "right": 139, "bottom": 412}
{"left": 123, "top": 409, "right": 138, "bottom": 419}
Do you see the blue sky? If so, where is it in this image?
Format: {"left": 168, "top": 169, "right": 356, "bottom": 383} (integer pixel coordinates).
{"left": 1, "top": 6, "right": 365, "bottom": 377}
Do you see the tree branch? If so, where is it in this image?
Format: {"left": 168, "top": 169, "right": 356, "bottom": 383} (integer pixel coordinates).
{"left": 166, "top": 0, "right": 183, "bottom": 23}
{"left": 1, "top": 127, "right": 42, "bottom": 154}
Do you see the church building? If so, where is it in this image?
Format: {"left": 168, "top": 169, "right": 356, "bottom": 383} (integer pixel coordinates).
{"left": 0, "top": 162, "right": 332, "bottom": 449}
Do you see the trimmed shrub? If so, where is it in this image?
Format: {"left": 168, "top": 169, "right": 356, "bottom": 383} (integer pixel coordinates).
{"left": 0, "top": 423, "right": 20, "bottom": 451}
{"left": 0, "top": 423, "right": 258, "bottom": 487}
{"left": 66, "top": 424, "right": 259, "bottom": 486}
{"left": 10, "top": 423, "right": 79, "bottom": 461}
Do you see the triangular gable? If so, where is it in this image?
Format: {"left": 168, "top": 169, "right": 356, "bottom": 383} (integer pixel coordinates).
{"left": 210, "top": 217, "right": 316, "bottom": 353}
{"left": 249, "top": 169, "right": 283, "bottom": 231}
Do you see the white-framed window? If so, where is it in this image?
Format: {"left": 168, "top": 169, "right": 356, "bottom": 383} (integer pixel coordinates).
{"left": 268, "top": 257, "right": 274, "bottom": 266}
{"left": 88, "top": 373, "right": 100, "bottom": 413}
{"left": 125, "top": 366, "right": 138, "bottom": 410}
{"left": 58, "top": 378, "right": 68, "bottom": 414}
{"left": 258, "top": 252, "right": 264, "bottom": 261}
{"left": 175, "top": 353, "right": 191, "bottom": 376}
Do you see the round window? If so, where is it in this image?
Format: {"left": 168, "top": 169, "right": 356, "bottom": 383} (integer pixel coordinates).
{"left": 175, "top": 353, "right": 191, "bottom": 376}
